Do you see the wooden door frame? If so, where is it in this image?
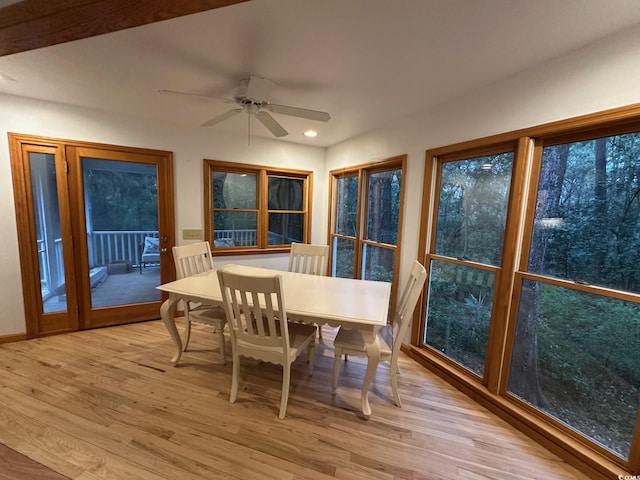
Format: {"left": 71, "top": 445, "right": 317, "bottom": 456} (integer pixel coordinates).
{"left": 8, "top": 133, "right": 175, "bottom": 336}
{"left": 9, "top": 137, "right": 79, "bottom": 336}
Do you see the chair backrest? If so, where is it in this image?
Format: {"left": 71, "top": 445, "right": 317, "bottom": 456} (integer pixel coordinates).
{"left": 389, "top": 260, "right": 428, "bottom": 360}
{"left": 288, "top": 242, "right": 329, "bottom": 276}
{"left": 172, "top": 241, "right": 214, "bottom": 279}
{"left": 217, "top": 268, "right": 290, "bottom": 354}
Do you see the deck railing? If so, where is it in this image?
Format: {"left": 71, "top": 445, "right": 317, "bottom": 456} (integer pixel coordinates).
{"left": 88, "top": 230, "right": 158, "bottom": 267}
{"left": 213, "top": 229, "right": 289, "bottom": 246}
{"left": 48, "top": 229, "right": 292, "bottom": 270}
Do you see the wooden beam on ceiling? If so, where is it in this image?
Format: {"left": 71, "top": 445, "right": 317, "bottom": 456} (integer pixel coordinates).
{"left": 0, "top": 0, "right": 250, "bottom": 57}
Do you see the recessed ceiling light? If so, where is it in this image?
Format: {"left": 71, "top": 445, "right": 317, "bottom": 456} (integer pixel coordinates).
{"left": 304, "top": 130, "right": 318, "bottom": 138}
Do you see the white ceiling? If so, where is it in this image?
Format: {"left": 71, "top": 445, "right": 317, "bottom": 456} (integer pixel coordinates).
{"left": 2, "top": 0, "right": 640, "bottom": 147}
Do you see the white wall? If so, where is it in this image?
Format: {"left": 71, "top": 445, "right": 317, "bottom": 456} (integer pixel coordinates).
{"left": 326, "top": 23, "right": 640, "bottom": 308}
{"left": 0, "top": 95, "right": 327, "bottom": 335}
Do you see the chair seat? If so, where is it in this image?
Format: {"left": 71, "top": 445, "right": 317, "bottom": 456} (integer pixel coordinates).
{"left": 237, "top": 322, "right": 316, "bottom": 361}
{"left": 188, "top": 305, "right": 226, "bottom": 329}
{"left": 333, "top": 325, "right": 393, "bottom": 357}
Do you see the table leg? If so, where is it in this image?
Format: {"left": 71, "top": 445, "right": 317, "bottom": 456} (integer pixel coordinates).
{"left": 361, "top": 331, "right": 381, "bottom": 418}
{"left": 160, "top": 297, "right": 183, "bottom": 365}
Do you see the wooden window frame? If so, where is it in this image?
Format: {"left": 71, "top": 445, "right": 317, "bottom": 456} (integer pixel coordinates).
{"left": 327, "top": 155, "right": 406, "bottom": 315}
{"left": 204, "top": 159, "right": 312, "bottom": 255}
{"left": 417, "top": 142, "right": 522, "bottom": 388}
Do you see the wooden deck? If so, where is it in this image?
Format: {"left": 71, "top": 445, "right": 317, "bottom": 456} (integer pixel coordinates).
{"left": 44, "top": 266, "right": 160, "bottom": 312}
{"left": 0, "top": 321, "right": 589, "bottom": 479}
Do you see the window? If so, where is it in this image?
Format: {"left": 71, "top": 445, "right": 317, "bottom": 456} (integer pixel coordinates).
{"left": 423, "top": 148, "right": 515, "bottom": 377}
{"left": 204, "top": 160, "right": 312, "bottom": 254}
{"left": 415, "top": 109, "right": 640, "bottom": 475}
{"left": 329, "top": 156, "right": 405, "bottom": 309}
{"left": 508, "top": 132, "right": 640, "bottom": 460}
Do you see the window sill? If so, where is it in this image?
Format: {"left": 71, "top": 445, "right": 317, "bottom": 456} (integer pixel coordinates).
{"left": 211, "top": 247, "right": 291, "bottom": 256}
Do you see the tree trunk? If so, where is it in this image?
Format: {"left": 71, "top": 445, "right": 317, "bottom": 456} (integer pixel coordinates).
{"left": 594, "top": 138, "right": 608, "bottom": 276}
{"left": 509, "top": 144, "right": 568, "bottom": 406}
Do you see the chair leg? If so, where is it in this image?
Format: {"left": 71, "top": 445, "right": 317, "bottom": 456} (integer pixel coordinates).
{"left": 183, "top": 312, "right": 192, "bottom": 352}
{"left": 332, "top": 348, "right": 342, "bottom": 394}
{"left": 230, "top": 348, "right": 239, "bottom": 404}
{"left": 307, "top": 340, "right": 315, "bottom": 375}
{"left": 318, "top": 324, "right": 323, "bottom": 339}
{"left": 217, "top": 328, "right": 226, "bottom": 365}
{"left": 279, "top": 363, "right": 291, "bottom": 419}
{"left": 390, "top": 361, "right": 402, "bottom": 407}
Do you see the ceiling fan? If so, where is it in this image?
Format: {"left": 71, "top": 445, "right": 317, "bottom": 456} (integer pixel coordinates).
{"left": 159, "top": 75, "right": 330, "bottom": 139}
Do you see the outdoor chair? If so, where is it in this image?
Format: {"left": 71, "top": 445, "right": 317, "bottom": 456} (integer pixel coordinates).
{"left": 139, "top": 236, "right": 160, "bottom": 274}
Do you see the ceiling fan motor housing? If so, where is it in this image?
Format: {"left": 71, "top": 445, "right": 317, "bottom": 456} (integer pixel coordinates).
{"left": 234, "top": 75, "right": 273, "bottom": 104}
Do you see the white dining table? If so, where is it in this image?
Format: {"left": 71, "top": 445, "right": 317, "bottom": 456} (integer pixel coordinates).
{"left": 156, "top": 264, "right": 391, "bottom": 417}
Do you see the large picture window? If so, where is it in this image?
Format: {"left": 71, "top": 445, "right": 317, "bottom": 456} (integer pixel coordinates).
{"left": 204, "top": 160, "right": 312, "bottom": 254}
{"left": 423, "top": 149, "right": 514, "bottom": 377}
{"left": 415, "top": 111, "right": 640, "bottom": 476}
{"left": 509, "top": 133, "right": 640, "bottom": 460}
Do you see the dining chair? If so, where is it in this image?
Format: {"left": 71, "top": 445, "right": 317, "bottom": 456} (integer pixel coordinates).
{"left": 332, "top": 260, "right": 427, "bottom": 407}
{"left": 172, "top": 241, "right": 227, "bottom": 362}
{"left": 288, "top": 242, "right": 329, "bottom": 276}
{"left": 288, "top": 242, "right": 329, "bottom": 338}
{"left": 217, "top": 267, "right": 316, "bottom": 419}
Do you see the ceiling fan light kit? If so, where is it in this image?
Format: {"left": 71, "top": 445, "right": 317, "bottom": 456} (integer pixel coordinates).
{"left": 159, "top": 75, "right": 330, "bottom": 140}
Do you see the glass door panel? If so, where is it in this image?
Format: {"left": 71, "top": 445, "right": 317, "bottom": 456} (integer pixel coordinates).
{"left": 29, "top": 152, "right": 67, "bottom": 314}
{"left": 81, "top": 157, "right": 161, "bottom": 308}
{"left": 69, "top": 145, "right": 174, "bottom": 330}
{"left": 10, "top": 136, "right": 174, "bottom": 336}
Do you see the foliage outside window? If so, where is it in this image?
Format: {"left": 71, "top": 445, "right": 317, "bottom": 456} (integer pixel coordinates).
{"left": 508, "top": 133, "right": 640, "bottom": 460}
{"left": 204, "top": 160, "right": 311, "bottom": 254}
{"left": 424, "top": 151, "right": 514, "bottom": 377}
{"left": 417, "top": 114, "right": 640, "bottom": 474}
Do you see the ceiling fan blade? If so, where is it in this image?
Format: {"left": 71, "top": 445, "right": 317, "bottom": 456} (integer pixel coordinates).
{"left": 158, "top": 89, "right": 235, "bottom": 104}
{"left": 255, "top": 111, "right": 288, "bottom": 137}
{"left": 265, "top": 103, "right": 330, "bottom": 122}
{"left": 201, "top": 108, "right": 243, "bottom": 127}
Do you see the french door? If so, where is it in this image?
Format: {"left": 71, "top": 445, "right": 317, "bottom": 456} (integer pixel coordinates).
{"left": 9, "top": 134, "right": 175, "bottom": 335}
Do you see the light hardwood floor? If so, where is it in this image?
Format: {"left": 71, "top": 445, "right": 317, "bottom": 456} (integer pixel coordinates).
{"left": 0, "top": 320, "right": 589, "bottom": 480}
